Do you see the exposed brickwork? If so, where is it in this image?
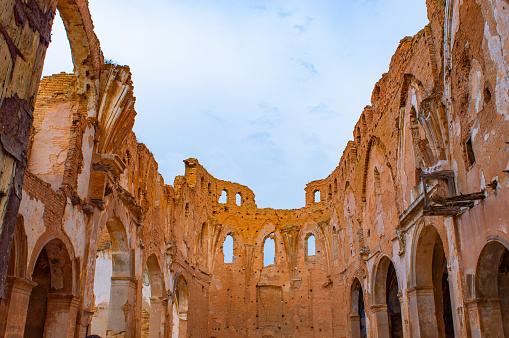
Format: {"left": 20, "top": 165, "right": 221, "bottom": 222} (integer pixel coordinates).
{"left": 1, "top": 0, "right": 509, "bottom": 337}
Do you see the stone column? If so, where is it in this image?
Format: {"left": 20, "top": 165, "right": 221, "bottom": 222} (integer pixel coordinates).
{"left": 149, "top": 297, "right": 166, "bottom": 338}
{"left": 408, "top": 286, "right": 439, "bottom": 338}
{"left": 466, "top": 298, "right": 504, "bottom": 337}
{"left": 2, "top": 276, "right": 37, "bottom": 337}
{"left": 178, "top": 312, "right": 188, "bottom": 338}
{"left": 44, "top": 294, "right": 81, "bottom": 337}
{"left": 371, "top": 304, "right": 390, "bottom": 338}
{"left": 107, "top": 277, "right": 136, "bottom": 338}
{"left": 350, "top": 314, "right": 361, "bottom": 338}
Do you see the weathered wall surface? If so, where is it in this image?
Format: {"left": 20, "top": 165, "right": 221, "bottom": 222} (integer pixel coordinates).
{"left": 0, "top": 0, "right": 509, "bottom": 337}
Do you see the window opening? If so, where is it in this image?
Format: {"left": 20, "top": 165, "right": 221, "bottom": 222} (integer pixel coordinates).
{"left": 466, "top": 137, "right": 476, "bottom": 166}
{"left": 307, "top": 235, "right": 316, "bottom": 256}
{"left": 223, "top": 235, "right": 234, "bottom": 263}
{"left": 314, "top": 190, "right": 320, "bottom": 203}
{"left": 219, "top": 190, "right": 227, "bottom": 204}
{"left": 263, "top": 234, "right": 275, "bottom": 266}
{"left": 236, "top": 193, "right": 242, "bottom": 206}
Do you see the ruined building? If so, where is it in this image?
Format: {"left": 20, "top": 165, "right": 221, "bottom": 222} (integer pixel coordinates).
{"left": 0, "top": 0, "right": 509, "bottom": 337}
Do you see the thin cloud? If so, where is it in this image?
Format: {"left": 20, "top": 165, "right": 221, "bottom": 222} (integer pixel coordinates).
{"left": 301, "top": 61, "right": 318, "bottom": 74}
{"left": 294, "top": 16, "right": 313, "bottom": 33}
{"left": 278, "top": 9, "right": 293, "bottom": 18}
{"left": 307, "top": 103, "right": 338, "bottom": 118}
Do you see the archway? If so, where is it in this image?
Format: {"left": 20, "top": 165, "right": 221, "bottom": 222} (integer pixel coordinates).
{"left": 372, "top": 257, "right": 403, "bottom": 338}
{"left": 24, "top": 238, "right": 75, "bottom": 338}
{"left": 0, "top": 216, "right": 33, "bottom": 337}
{"left": 0, "top": 0, "right": 101, "bottom": 296}
{"left": 410, "top": 225, "right": 455, "bottom": 337}
{"left": 90, "top": 218, "right": 134, "bottom": 338}
{"left": 351, "top": 278, "right": 367, "bottom": 338}
{"left": 473, "top": 240, "right": 509, "bottom": 336}
{"left": 141, "top": 254, "right": 165, "bottom": 338}
{"left": 172, "top": 274, "right": 189, "bottom": 338}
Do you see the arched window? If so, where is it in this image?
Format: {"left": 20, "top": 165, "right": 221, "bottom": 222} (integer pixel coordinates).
{"left": 236, "top": 193, "right": 242, "bottom": 206}
{"left": 334, "top": 178, "right": 338, "bottom": 194}
{"left": 223, "top": 235, "right": 234, "bottom": 263}
{"left": 219, "top": 190, "right": 227, "bottom": 204}
{"left": 307, "top": 235, "right": 316, "bottom": 256}
{"left": 328, "top": 184, "right": 332, "bottom": 200}
{"left": 314, "top": 190, "right": 320, "bottom": 203}
{"left": 263, "top": 234, "right": 275, "bottom": 266}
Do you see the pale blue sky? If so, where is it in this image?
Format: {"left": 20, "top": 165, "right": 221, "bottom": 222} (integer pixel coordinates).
{"left": 43, "top": 0, "right": 429, "bottom": 209}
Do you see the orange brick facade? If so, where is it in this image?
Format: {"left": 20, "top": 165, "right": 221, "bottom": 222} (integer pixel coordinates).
{"left": 1, "top": 0, "right": 509, "bottom": 337}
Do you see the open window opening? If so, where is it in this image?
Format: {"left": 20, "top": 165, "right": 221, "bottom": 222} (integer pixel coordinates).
{"left": 306, "top": 234, "right": 316, "bottom": 262}
{"left": 236, "top": 193, "right": 242, "bottom": 206}
{"left": 263, "top": 234, "right": 276, "bottom": 267}
{"left": 314, "top": 190, "right": 320, "bottom": 203}
{"left": 218, "top": 190, "right": 227, "bottom": 204}
{"left": 223, "top": 235, "right": 234, "bottom": 263}
{"left": 466, "top": 137, "right": 476, "bottom": 167}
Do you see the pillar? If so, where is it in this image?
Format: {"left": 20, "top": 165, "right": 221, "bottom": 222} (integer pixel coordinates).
{"left": 408, "top": 286, "right": 439, "bottom": 337}
{"left": 107, "top": 277, "right": 136, "bottom": 338}
{"left": 371, "top": 304, "right": 390, "bottom": 338}
{"left": 466, "top": 298, "right": 504, "bottom": 337}
{"left": 44, "top": 294, "right": 81, "bottom": 337}
{"left": 350, "top": 314, "right": 361, "bottom": 338}
{"left": 149, "top": 297, "right": 166, "bottom": 338}
{"left": 2, "top": 276, "right": 37, "bottom": 337}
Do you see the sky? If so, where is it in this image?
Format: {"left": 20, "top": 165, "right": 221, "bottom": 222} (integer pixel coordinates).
{"left": 42, "top": 0, "right": 429, "bottom": 209}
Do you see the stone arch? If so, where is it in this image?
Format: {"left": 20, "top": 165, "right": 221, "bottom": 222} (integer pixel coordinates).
{"left": 409, "top": 222, "right": 455, "bottom": 337}
{"left": 0, "top": 0, "right": 102, "bottom": 296}
{"left": 372, "top": 255, "right": 403, "bottom": 338}
{"left": 172, "top": 273, "right": 189, "bottom": 338}
{"left": 361, "top": 136, "right": 397, "bottom": 205}
{"left": 24, "top": 238, "right": 75, "bottom": 337}
{"left": 472, "top": 239, "right": 509, "bottom": 336}
{"left": 90, "top": 217, "right": 134, "bottom": 338}
{"left": 8, "top": 215, "right": 28, "bottom": 278}
{"left": 143, "top": 254, "right": 166, "bottom": 338}
{"left": 0, "top": 215, "right": 31, "bottom": 338}
{"left": 350, "top": 278, "right": 367, "bottom": 338}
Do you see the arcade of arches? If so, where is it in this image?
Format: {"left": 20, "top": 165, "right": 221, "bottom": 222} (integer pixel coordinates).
{"left": 1, "top": 0, "right": 509, "bottom": 337}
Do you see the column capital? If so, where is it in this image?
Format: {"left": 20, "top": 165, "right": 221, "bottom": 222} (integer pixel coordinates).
{"left": 6, "top": 276, "right": 37, "bottom": 296}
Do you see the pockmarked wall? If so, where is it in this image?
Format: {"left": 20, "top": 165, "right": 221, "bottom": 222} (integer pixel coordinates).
{"left": 0, "top": 0, "right": 509, "bottom": 337}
